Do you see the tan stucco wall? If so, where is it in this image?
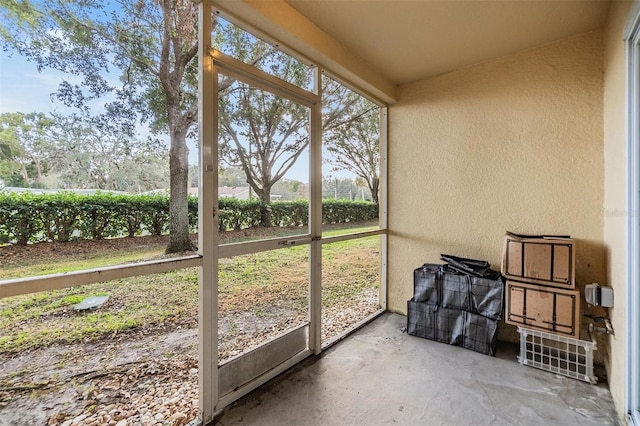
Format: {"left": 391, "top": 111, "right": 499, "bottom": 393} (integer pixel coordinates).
{"left": 604, "top": 0, "right": 633, "bottom": 420}
{"left": 388, "top": 32, "right": 605, "bottom": 341}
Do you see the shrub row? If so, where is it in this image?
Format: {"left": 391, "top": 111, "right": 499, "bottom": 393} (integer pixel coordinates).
{"left": 218, "top": 198, "right": 378, "bottom": 230}
{"left": 0, "top": 192, "right": 378, "bottom": 245}
{"left": 0, "top": 192, "right": 187, "bottom": 245}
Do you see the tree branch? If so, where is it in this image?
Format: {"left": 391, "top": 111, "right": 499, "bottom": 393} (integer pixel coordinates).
{"left": 59, "top": 6, "right": 160, "bottom": 76}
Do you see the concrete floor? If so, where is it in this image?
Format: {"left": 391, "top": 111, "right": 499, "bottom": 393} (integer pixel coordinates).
{"left": 214, "top": 313, "right": 619, "bottom": 426}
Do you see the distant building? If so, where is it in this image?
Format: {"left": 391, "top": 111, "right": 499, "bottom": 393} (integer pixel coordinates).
{"left": 218, "top": 186, "right": 250, "bottom": 200}
{"left": 144, "top": 187, "right": 252, "bottom": 199}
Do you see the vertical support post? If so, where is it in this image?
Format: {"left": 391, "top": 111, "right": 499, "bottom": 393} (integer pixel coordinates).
{"left": 309, "top": 66, "right": 323, "bottom": 354}
{"left": 198, "top": 2, "right": 219, "bottom": 423}
{"left": 627, "top": 7, "right": 640, "bottom": 421}
{"left": 378, "top": 106, "right": 389, "bottom": 310}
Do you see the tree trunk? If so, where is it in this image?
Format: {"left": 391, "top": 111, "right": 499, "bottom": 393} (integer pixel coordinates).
{"left": 165, "top": 128, "right": 196, "bottom": 253}
{"left": 369, "top": 177, "right": 380, "bottom": 204}
{"left": 34, "top": 158, "right": 43, "bottom": 185}
{"left": 19, "top": 164, "right": 29, "bottom": 185}
{"left": 259, "top": 188, "right": 272, "bottom": 227}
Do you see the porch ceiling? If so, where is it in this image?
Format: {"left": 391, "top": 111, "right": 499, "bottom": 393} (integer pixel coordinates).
{"left": 285, "top": 0, "right": 612, "bottom": 85}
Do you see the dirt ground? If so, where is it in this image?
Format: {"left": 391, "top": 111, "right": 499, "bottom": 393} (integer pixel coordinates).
{"left": 0, "top": 236, "right": 197, "bottom": 425}
{"left": 0, "top": 234, "right": 199, "bottom": 274}
{"left": 0, "top": 225, "right": 314, "bottom": 268}
{"left": 0, "top": 328, "right": 200, "bottom": 426}
{"left": 0, "top": 233, "right": 380, "bottom": 426}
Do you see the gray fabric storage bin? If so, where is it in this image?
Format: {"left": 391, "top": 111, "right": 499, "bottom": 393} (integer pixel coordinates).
{"left": 440, "top": 272, "right": 472, "bottom": 312}
{"left": 412, "top": 264, "right": 440, "bottom": 305}
{"left": 463, "top": 311, "right": 499, "bottom": 356}
{"left": 435, "top": 307, "right": 466, "bottom": 346}
{"left": 413, "top": 263, "right": 504, "bottom": 320}
{"left": 406, "top": 299, "right": 437, "bottom": 340}
{"left": 407, "top": 300, "right": 499, "bottom": 356}
{"left": 469, "top": 275, "right": 505, "bottom": 320}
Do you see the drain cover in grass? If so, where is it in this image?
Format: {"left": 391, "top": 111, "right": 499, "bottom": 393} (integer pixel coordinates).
{"left": 74, "top": 295, "right": 109, "bottom": 311}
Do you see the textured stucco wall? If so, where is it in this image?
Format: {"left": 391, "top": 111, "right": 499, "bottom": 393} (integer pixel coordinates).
{"left": 603, "top": 0, "right": 633, "bottom": 420}
{"left": 388, "top": 32, "right": 605, "bottom": 341}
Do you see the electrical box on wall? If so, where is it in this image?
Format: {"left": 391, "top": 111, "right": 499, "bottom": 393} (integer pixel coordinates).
{"left": 585, "top": 283, "right": 614, "bottom": 308}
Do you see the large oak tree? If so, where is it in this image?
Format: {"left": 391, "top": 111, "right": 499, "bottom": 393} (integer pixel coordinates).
{"left": 322, "top": 77, "right": 380, "bottom": 204}
{"left": 2, "top": 2, "right": 380, "bottom": 243}
{"left": 1, "top": 0, "right": 199, "bottom": 252}
{"left": 0, "top": 112, "right": 56, "bottom": 187}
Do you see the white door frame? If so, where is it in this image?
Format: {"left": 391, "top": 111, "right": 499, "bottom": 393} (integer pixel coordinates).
{"left": 198, "top": 2, "right": 388, "bottom": 421}
{"left": 197, "top": 3, "right": 218, "bottom": 423}
{"left": 626, "top": 2, "right": 640, "bottom": 424}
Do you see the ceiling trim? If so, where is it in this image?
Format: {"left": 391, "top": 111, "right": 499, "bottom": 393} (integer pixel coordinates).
{"left": 211, "top": 0, "right": 398, "bottom": 104}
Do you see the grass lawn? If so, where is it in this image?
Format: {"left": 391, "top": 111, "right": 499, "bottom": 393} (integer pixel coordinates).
{"left": 0, "top": 222, "right": 381, "bottom": 356}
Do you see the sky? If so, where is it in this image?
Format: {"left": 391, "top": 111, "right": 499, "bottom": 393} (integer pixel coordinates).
{"left": 0, "top": 49, "right": 202, "bottom": 164}
{"left": 0, "top": 52, "right": 67, "bottom": 114}
{"left": 0, "top": 40, "right": 352, "bottom": 186}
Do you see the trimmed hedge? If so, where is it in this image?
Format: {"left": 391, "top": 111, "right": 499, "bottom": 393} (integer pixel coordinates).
{"left": 0, "top": 192, "right": 378, "bottom": 246}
